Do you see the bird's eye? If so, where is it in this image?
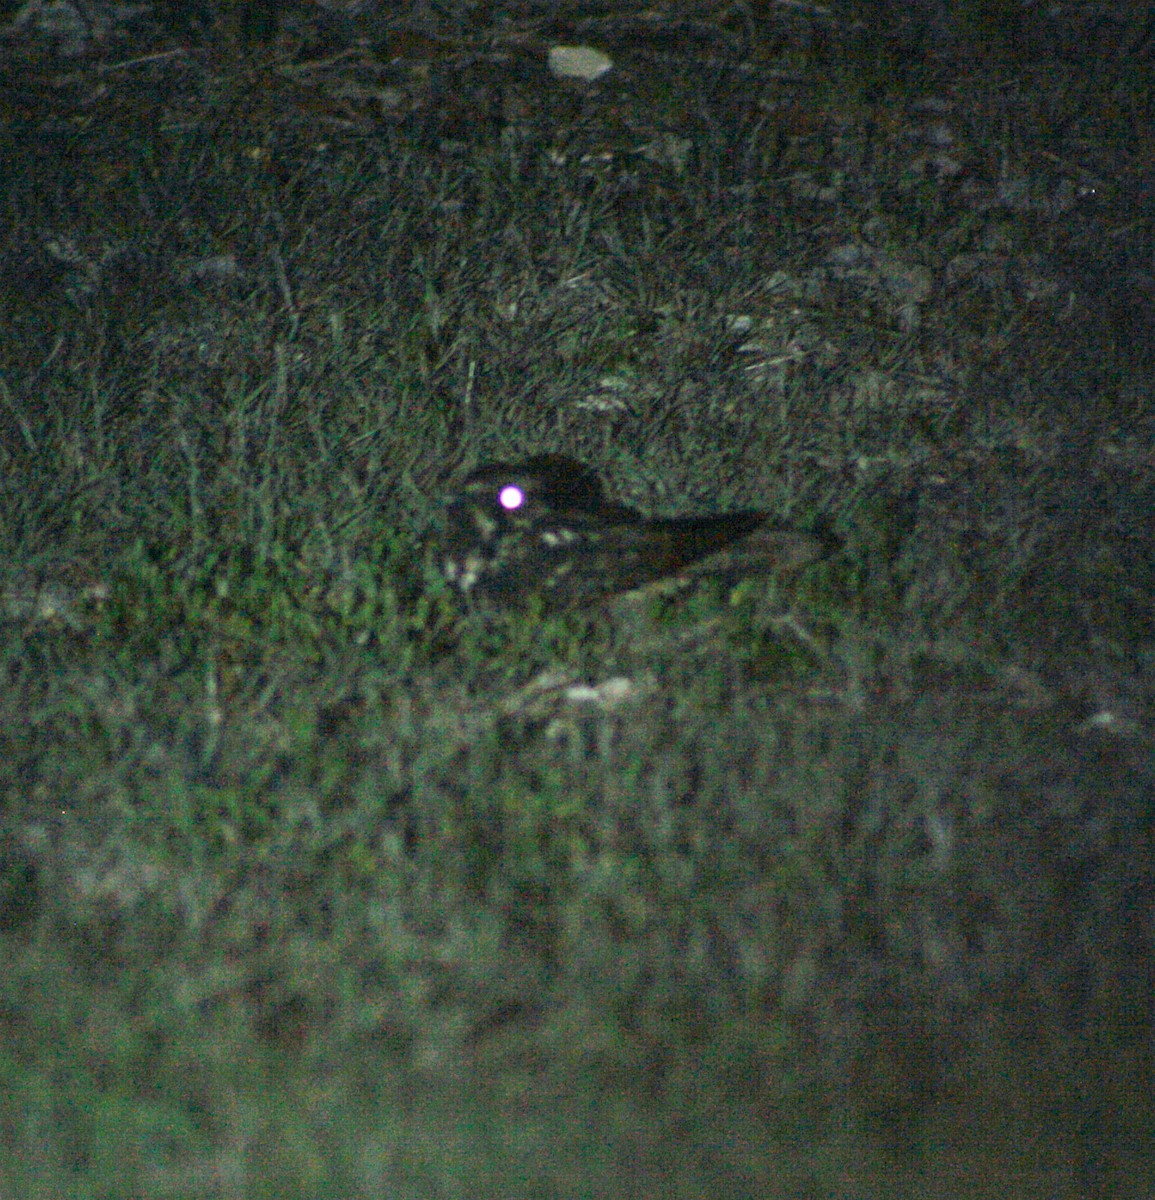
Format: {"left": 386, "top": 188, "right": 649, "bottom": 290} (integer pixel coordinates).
{"left": 498, "top": 484, "right": 525, "bottom": 511}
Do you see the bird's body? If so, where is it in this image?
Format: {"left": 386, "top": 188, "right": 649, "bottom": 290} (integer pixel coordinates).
{"left": 441, "top": 454, "right": 771, "bottom": 611}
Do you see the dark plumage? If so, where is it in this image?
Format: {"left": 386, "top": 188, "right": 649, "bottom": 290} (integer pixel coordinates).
{"left": 441, "top": 454, "right": 773, "bottom": 611}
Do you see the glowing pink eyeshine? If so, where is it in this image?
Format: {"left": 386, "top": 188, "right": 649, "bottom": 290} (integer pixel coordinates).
{"left": 498, "top": 485, "right": 525, "bottom": 511}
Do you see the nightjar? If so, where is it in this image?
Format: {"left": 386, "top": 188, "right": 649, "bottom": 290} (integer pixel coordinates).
{"left": 440, "top": 454, "right": 780, "bottom": 611}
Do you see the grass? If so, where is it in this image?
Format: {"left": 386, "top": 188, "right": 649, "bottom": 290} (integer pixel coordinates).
{"left": 1, "top": 1, "right": 1153, "bottom": 1194}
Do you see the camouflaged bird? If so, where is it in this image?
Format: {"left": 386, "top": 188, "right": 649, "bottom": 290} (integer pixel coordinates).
{"left": 440, "top": 454, "right": 807, "bottom": 612}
